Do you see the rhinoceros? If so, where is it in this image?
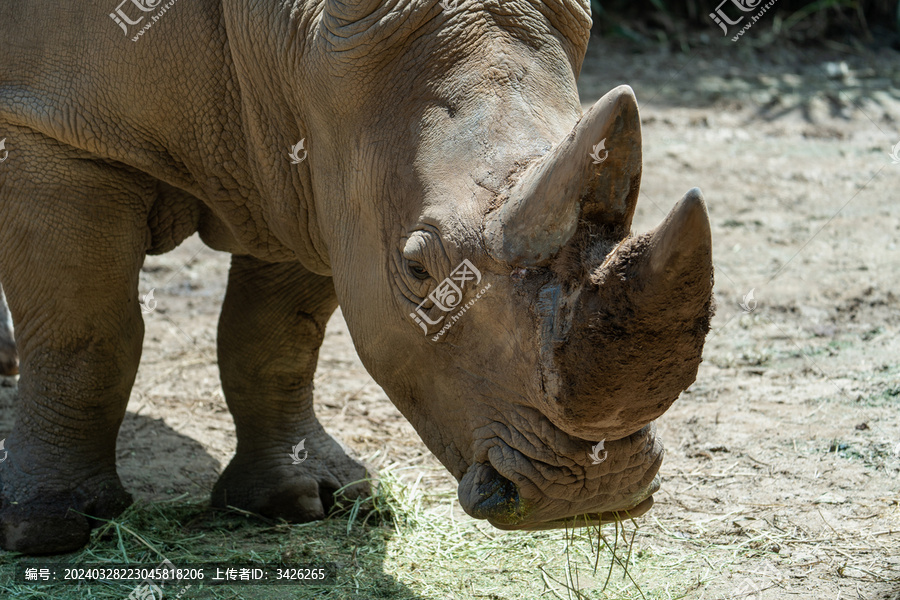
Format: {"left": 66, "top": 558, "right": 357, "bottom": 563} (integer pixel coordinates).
{"left": 0, "top": 0, "right": 713, "bottom": 554}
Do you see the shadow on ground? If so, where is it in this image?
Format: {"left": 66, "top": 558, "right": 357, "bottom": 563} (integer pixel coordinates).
{"left": 0, "top": 383, "right": 423, "bottom": 600}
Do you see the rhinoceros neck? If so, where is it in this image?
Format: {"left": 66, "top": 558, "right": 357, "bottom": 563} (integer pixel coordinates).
{"left": 218, "top": 0, "right": 333, "bottom": 272}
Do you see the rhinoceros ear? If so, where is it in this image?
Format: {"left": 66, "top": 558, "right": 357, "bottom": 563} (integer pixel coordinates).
{"left": 483, "top": 85, "right": 642, "bottom": 266}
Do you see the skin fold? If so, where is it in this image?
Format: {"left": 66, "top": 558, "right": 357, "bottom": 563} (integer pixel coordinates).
{"left": 0, "top": 0, "right": 713, "bottom": 554}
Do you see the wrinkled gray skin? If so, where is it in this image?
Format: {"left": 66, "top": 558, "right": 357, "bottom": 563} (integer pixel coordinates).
{"left": 0, "top": 0, "right": 713, "bottom": 554}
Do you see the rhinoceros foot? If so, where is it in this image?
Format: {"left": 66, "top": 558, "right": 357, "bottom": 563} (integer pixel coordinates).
{"left": 210, "top": 430, "right": 369, "bottom": 522}
{"left": 0, "top": 463, "right": 132, "bottom": 554}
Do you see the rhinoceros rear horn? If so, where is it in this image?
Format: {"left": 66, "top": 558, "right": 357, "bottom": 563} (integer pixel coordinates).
{"left": 483, "top": 85, "right": 642, "bottom": 266}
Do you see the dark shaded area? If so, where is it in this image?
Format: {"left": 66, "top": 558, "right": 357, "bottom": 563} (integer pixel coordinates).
{"left": 591, "top": 0, "right": 900, "bottom": 45}
{"left": 0, "top": 401, "right": 421, "bottom": 599}
{"left": 578, "top": 36, "right": 900, "bottom": 131}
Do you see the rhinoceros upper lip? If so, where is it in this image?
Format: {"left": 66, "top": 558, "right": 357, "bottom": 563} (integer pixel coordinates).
{"left": 487, "top": 495, "right": 657, "bottom": 531}
{"left": 459, "top": 422, "right": 662, "bottom": 529}
{"left": 458, "top": 453, "right": 661, "bottom": 529}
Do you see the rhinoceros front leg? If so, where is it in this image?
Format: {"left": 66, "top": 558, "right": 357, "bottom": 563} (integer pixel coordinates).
{"left": 0, "top": 162, "right": 147, "bottom": 553}
{"left": 211, "top": 256, "right": 369, "bottom": 521}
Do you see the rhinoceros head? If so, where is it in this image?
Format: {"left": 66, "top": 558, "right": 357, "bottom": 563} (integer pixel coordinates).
{"left": 308, "top": 0, "right": 714, "bottom": 528}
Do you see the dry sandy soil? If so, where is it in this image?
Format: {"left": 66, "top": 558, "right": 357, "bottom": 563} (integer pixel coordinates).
{"left": 1, "top": 38, "right": 898, "bottom": 599}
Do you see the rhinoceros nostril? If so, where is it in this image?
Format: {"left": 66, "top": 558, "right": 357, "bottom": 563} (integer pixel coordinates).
{"left": 471, "top": 475, "right": 518, "bottom": 519}
{"left": 457, "top": 463, "right": 523, "bottom": 522}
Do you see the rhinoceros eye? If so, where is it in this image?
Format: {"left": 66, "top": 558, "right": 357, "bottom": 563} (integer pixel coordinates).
{"left": 400, "top": 228, "right": 446, "bottom": 295}
{"left": 408, "top": 262, "right": 430, "bottom": 280}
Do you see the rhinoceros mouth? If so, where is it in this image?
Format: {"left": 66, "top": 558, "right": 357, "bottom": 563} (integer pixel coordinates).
{"left": 458, "top": 455, "right": 661, "bottom": 530}
{"left": 487, "top": 494, "right": 656, "bottom": 531}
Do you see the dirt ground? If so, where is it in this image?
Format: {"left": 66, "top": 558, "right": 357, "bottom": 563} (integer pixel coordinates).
{"left": 1, "top": 39, "right": 898, "bottom": 599}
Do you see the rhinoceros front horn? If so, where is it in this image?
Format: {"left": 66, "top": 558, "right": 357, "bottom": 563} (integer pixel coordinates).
{"left": 484, "top": 85, "right": 642, "bottom": 266}
{"left": 549, "top": 188, "right": 715, "bottom": 441}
